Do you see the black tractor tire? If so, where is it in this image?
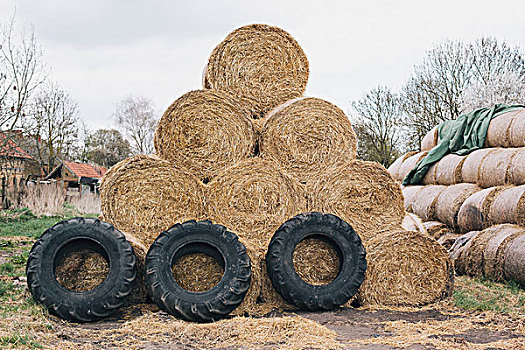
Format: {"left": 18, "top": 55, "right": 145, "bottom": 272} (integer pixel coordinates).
{"left": 145, "top": 220, "right": 251, "bottom": 322}
{"left": 266, "top": 212, "right": 367, "bottom": 311}
{"left": 26, "top": 217, "right": 136, "bottom": 322}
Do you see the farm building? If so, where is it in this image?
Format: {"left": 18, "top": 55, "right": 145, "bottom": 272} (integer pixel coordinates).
{"left": 0, "top": 131, "right": 42, "bottom": 185}
{"left": 45, "top": 160, "right": 107, "bottom": 195}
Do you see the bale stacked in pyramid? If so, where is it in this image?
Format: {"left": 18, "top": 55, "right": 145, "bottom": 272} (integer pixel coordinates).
{"left": 100, "top": 24, "right": 452, "bottom": 314}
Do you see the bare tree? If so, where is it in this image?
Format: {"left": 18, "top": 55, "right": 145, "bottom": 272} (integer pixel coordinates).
{"left": 113, "top": 95, "right": 157, "bottom": 155}
{"left": 25, "top": 82, "right": 80, "bottom": 175}
{"left": 0, "top": 15, "right": 47, "bottom": 177}
{"left": 350, "top": 86, "right": 404, "bottom": 167}
{"left": 85, "top": 129, "right": 131, "bottom": 167}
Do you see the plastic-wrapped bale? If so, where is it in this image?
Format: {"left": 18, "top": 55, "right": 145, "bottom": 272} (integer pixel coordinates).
{"left": 437, "top": 233, "right": 462, "bottom": 250}
{"left": 207, "top": 158, "right": 307, "bottom": 252}
{"left": 203, "top": 24, "right": 309, "bottom": 118}
{"left": 482, "top": 224, "right": 525, "bottom": 282}
{"left": 434, "top": 183, "right": 481, "bottom": 229}
{"left": 409, "top": 185, "right": 447, "bottom": 222}
{"left": 100, "top": 155, "right": 206, "bottom": 246}
{"left": 478, "top": 148, "right": 519, "bottom": 188}
{"left": 509, "top": 110, "right": 525, "bottom": 147}
{"left": 434, "top": 154, "right": 467, "bottom": 185}
{"left": 484, "top": 110, "right": 521, "bottom": 147}
{"left": 259, "top": 97, "right": 357, "bottom": 183}
{"left": 488, "top": 185, "right": 525, "bottom": 226}
{"left": 388, "top": 151, "right": 417, "bottom": 180}
{"left": 508, "top": 148, "right": 525, "bottom": 185}
{"left": 308, "top": 160, "right": 405, "bottom": 243}
{"left": 401, "top": 213, "right": 428, "bottom": 235}
{"left": 421, "top": 126, "right": 439, "bottom": 151}
{"left": 357, "top": 229, "right": 453, "bottom": 307}
{"left": 461, "top": 149, "right": 496, "bottom": 184}
{"left": 457, "top": 187, "right": 503, "bottom": 233}
{"left": 401, "top": 186, "right": 424, "bottom": 212}
{"left": 449, "top": 231, "right": 480, "bottom": 275}
{"left": 503, "top": 232, "right": 525, "bottom": 288}
{"left": 423, "top": 221, "right": 452, "bottom": 240}
{"left": 397, "top": 151, "right": 428, "bottom": 181}
{"left": 153, "top": 90, "right": 257, "bottom": 182}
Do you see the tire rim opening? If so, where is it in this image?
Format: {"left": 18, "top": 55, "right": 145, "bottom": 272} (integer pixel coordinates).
{"left": 293, "top": 236, "right": 341, "bottom": 286}
{"left": 54, "top": 239, "right": 109, "bottom": 292}
{"left": 171, "top": 243, "right": 225, "bottom": 293}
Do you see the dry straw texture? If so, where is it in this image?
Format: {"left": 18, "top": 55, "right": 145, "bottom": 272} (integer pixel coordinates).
{"left": 437, "top": 233, "right": 462, "bottom": 250}
{"left": 423, "top": 221, "right": 452, "bottom": 240}
{"left": 461, "top": 148, "right": 495, "bottom": 184}
{"left": 259, "top": 97, "right": 357, "bottom": 183}
{"left": 434, "top": 183, "right": 481, "bottom": 229}
{"left": 482, "top": 224, "right": 524, "bottom": 281}
{"left": 401, "top": 186, "right": 424, "bottom": 212}
{"left": 488, "top": 185, "right": 525, "bottom": 226}
{"left": 387, "top": 151, "right": 417, "bottom": 180}
{"left": 464, "top": 225, "right": 503, "bottom": 277}
{"left": 100, "top": 155, "right": 206, "bottom": 246}
{"left": 457, "top": 186, "right": 503, "bottom": 233}
{"left": 478, "top": 148, "right": 519, "bottom": 188}
{"left": 293, "top": 237, "right": 340, "bottom": 285}
{"left": 397, "top": 151, "right": 428, "bottom": 181}
{"left": 309, "top": 160, "right": 405, "bottom": 243}
{"left": 434, "top": 154, "right": 467, "bottom": 185}
{"left": 207, "top": 158, "right": 307, "bottom": 252}
{"left": 203, "top": 24, "right": 309, "bottom": 118}
{"left": 55, "top": 250, "right": 108, "bottom": 292}
{"left": 450, "top": 231, "right": 479, "bottom": 275}
{"left": 357, "top": 229, "right": 453, "bottom": 307}
{"left": 503, "top": 233, "right": 525, "bottom": 288}
{"left": 485, "top": 110, "right": 519, "bottom": 147}
{"left": 508, "top": 148, "right": 525, "bottom": 185}
{"left": 154, "top": 90, "right": 257, "bottom": 182}
{"left": 421, "top": 126, "right": 439, "bottom": 151}
{"left": 409, "top": 185, "right": 447, "bottom": 222}
{"left": 401, "top": 213, "right": 428, "bottom": 235}
{"left": 509, "top": 110, "right": 525, "bottom": 147}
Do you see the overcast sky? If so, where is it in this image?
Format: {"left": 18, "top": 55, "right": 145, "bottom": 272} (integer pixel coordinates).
{"left": 1, "top": 0, "right": 525, "bottom": 130}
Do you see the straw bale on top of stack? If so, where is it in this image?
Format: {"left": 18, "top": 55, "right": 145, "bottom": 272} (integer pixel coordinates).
{"left": 99, "top": 23, "right": 452, "bottom": 312}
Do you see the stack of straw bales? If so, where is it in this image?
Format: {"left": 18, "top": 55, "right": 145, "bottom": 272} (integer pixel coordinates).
{"left": 391, "top": 110, "right": 524, "bottom": 288}
{"left": 100, "top": 24, "right": 452, "bottom": 312}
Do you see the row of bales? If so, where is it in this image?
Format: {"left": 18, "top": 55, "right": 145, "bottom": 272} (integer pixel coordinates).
{"left": 390, "top": 109, "right": 525, "bottom": 288}
{"left": 98, "top": 24, "right": 453, "bottom": 314}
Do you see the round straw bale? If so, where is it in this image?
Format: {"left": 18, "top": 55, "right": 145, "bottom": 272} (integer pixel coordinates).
{"left": 503, "top": 232, "right": 525, "bottom": 288}
{"left": 482, "top": 224, "right": 524, "bottom": 281}
{"left": 308, "top": 160, "right": 405, "bottom": 243}
{"left": 423, "top": 221, "right": 452, "bottom": 240}
{"left": 478, "top": 148, "right": 519, "bottom": 188}
{"left": 434, "top": 183, "right": 481, "bottom": 229}
{"left": 259, "top": 97, "right": 357, "bottom": 183}
{"left": 259, "top": 257, "right": 296, "bottom": 313}
{"left": 402, "top": 213, "right": 428, "bottom": 235}
{"left": 488, "top": 185, "right": 525, "bottom": 226}
{"left": 449, "top": 231, "right": 479, "bottom": 275}
{"left": 464, "top": 225, "right": 505, "bottom": 277}
{"left": 485, "top": 110, "right": 519, "bottom": 147}
{"left": 389, "top": 151, "right": 418, "bottom": 181}
{"left": 457, "top": 187, "right": 503, "bottom": 233}
{"left": 207, "top": 158, "right": 307, "bottom": 252}
{"left": 421, "top": 126, "right": 439, "bottom": 151}
{"left": 410, "top": 185, "right": 447, "bottom": 222}
{"left": 153, "top": 90, "right": 257, "bottom": 182}
{"left": 508, "top": 148, "right": 525, "bottom": 185}
{"left": 461, "top": 148, "right": 496, "bottom": 184}
{"left": 434, "top": 154, "right": 467, "bottom": 185}
{"left": 357, "top": 229, "right": 453, "bottom": 307}
{"left": 397, "top": 151, "right": 428, "bottom": 181}
{"left": 421, "top": 161, "right": 438, "bottom": 185}
{"left": 121, "top": 231, "right": 149, "bottom": 304}
{"left": 100, "top": 155, "right": 206, "bottom": 246}
{"left": 437, "top": 233, "right": 463, "bottom": 250}
{"left": 509, "top": 110, "right": 525, "bottom": 147}
{"left": 203, "top": 24, "right": 309, "bottom": 118}
{"left": 401, "top": 186, "right": 424, "bottom": 212}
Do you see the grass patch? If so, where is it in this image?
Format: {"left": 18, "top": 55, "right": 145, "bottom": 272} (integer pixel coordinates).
{"left": 0, "top": 262, "right": 16, "bottom": 274}
{"left": 453, "top": 275, "right": 525, "bottom": 314}
{"left": 0, "top": 332, "right": 42, "bottom": 349}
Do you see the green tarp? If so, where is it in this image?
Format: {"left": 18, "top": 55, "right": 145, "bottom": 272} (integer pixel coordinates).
{"left": 402, "top": 104, "right": 525, "bottom": 186}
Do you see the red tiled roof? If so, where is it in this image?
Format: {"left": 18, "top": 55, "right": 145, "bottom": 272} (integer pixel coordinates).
{"left": 63, "top": 161, "right": 106, "bottom": 179}
{"left": 0, "top": 133, "right": 33, "bottom": 159}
